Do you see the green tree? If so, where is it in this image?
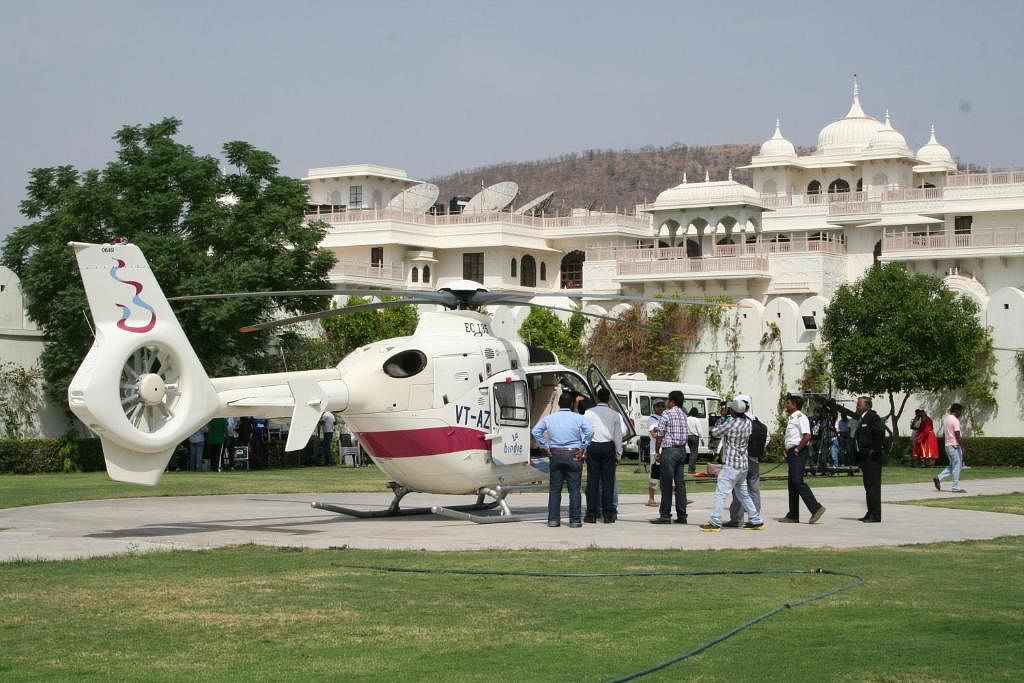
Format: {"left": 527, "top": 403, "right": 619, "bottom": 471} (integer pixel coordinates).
{"left": 821, "top": 263, "right": 987, "bottom": 436}
{"left": 518, "top": 308, "right": 586, "bottom": 370}
{"left": 320, "top": 296, "right": 419, "bottom": 361}
{"left": 1, "top": 118, "right": 335, "bottom": 403}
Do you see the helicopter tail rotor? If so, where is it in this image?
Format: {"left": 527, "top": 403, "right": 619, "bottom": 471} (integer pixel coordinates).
{"left": 67, "top": 242, "right": 221, "bottom": 485}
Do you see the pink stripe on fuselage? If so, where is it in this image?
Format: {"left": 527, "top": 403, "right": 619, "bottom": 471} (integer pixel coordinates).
{"left": 356, "top": 426, "right": 487, "bottom": 459}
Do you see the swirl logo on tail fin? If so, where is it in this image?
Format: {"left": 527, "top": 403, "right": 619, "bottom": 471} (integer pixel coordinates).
{"left": 109, "top": 259, "right": 157, "bottom": 333}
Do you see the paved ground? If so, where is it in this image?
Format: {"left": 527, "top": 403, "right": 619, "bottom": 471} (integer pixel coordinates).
{"left": 1, "top": 478, "right": 1022, "bottom": 561}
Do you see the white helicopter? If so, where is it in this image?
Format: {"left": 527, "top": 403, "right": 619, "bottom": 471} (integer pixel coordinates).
{"left": 68, "top": 241, "right": 712, "bottom": 522}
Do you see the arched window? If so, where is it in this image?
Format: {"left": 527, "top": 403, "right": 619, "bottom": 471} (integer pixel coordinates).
{"left": 856, "top": 178, "right": 863, "bottom": 192}
{"left": 510, "top": 258, "right": 517, "bottom": 278}
{"left": 540, "top": 262, "right": 546, "bottom": 281}
{"left": 560, "top": 250, "right": 585, "bottom": 289}
{"left": 686, "top": 238, "right": 701, "bottom": 257}
{"left": 422, "top": 265, "right": 431, "bottom": 283}
{"left": 828, "top": 178, "right": 851, "bottom": 194}
{"left": 873, "top": 240, "right": 882, "bottom": 264}
{"left": 807, "top": 180, "right": 822, "bottom": 195}
{"left": 520, "top": 255, "right": 537, "bottom": 287}
{"left": 411, "top": 266, "right": 419, "bottom": 283}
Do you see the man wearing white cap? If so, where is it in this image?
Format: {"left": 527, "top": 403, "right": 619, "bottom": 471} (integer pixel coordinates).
{"left": 700, "top": 397, "right": 764, "bottom": 532}
{"left": 723, "top": 394, "right": 769, "bottom": 527}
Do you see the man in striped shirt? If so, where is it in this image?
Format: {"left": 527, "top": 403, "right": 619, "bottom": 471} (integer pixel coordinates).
{"left": 700, "top": 398, "right": 764, "bottom": 532}
{"left": 650, "top": 390, "right": 690, "bottom": 525}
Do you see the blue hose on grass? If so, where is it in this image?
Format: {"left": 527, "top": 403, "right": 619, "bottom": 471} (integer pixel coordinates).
{"left": 335, "top": 564, "right": 866, "bottom": 682}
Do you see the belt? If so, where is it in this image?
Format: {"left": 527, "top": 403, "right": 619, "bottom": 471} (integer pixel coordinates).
{"left": 549, "top": 447, "right": 580, "bottom": 452}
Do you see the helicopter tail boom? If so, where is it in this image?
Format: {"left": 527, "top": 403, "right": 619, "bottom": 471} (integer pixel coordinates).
{"left": 67, "top": 242, "right": 221, "bottom": 485}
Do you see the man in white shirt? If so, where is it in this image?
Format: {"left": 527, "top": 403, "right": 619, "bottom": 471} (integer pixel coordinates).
{"left": 319, "top": 412, "right": 336, "bottom": 466}
{"left": 685, "top": 407, "right": 703, "bottom": 473}
{"left": 584, "top": 388, "right": 627, "bottom": 523}
{"left": 778, "top": 394, "right": 826, "bottom": 524}
{"left": 646, "top": 401, "right": 665, "bottom": 507}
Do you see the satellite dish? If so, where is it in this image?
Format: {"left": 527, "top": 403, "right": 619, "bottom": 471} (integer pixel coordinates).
{"left": 386, "top": 183, "right": 440, "bottom": 213}
{"left": 462, "top": 181, "right": 519, "bottom": 214}
{"left": 513, "top": 191, "right": 555, "bottom": 216}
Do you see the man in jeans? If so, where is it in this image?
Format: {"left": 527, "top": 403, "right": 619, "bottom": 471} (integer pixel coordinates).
{"left": 723, "top": 394, "right": 768, "bottom": 528}
{"left": 935, "top": 403, "right": 968, "bottom": 493}
{"left": 778, "top": 395, "right": 826, "bottom": 524}
{"left": 650, "top": 390, "right": 689, "bottom": 525}
{"left": 700, "top": 398, "right": 764, "bottom": 532}
{"left": 532, "top": 392, "right": 594, "bottom": 528}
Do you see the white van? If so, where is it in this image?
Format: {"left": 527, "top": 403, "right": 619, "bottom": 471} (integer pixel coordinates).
{"left": 607, "top": 373, "right": 722, "bottom": 456}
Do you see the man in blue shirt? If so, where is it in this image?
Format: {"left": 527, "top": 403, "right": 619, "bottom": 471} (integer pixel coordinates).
{"left": 532, "top": 392, "right": 595, "bottom": 528}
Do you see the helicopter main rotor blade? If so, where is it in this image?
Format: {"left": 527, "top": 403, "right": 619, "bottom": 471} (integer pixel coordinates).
{"left": 484, "top": 300, "right": 695, "bottom": 339}
{"left": 171, "top": 288, "right": 455, "bottom": 304}
{"left": 472, "top": 290, "right": 736, "bottom": 307}
{"left": 240, "top": 298, "right": 441, "bottom": 334}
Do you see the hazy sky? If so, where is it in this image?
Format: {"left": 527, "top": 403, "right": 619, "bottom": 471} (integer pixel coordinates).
{"left": 3, "top": 0, "right": 1023, "bottom": 237}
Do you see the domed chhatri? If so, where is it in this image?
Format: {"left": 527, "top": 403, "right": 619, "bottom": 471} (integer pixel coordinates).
{"left": 759, "top": 119, "right": 797, "bottom": 159}
{"left": 816, "top": 80, "right": 884, "bottom": 155}
{"left": 916, "top": 125, "right": 955, "bottom": 169}
{"left": 866, "top": 110, "right": 912, "bottom": 156}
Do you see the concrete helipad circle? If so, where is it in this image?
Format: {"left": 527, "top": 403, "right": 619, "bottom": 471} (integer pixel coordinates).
{"left": 1, "top": 478, "right": 1022, "bottom": 561}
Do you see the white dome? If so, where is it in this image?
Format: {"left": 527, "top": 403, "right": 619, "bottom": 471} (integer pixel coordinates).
{"left": 867, "top": 111, "right": 911, "bottom": 155}
{"left": 816, "top": 83, "right": 883, "bottom": 155}
{"left": 759, "top": 119, "right": 797, "bottom": 158}
{"left": 917, "top": 125, "right": 954, "bottom": 166}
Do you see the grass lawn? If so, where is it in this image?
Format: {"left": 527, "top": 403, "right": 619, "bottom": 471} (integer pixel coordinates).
{"left": 894, "top": 492, "right": 1024, "bottom": 516}
{"left": 1, "top": 538, "right": 1022, "bottom": 681}
{"left": 1, "top": 464, "right": 1020, "bottom": 509}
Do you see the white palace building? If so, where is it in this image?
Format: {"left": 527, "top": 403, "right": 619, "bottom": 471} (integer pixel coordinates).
{"left": 303, "top": 82, "right": 1024, "bottom": 436}
{"left": 2, "top": 83, "right": 1022, "bottom": 437}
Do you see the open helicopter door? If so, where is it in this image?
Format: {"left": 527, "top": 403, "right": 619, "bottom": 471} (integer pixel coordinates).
{"left": 586, "top": 364, "right": 638, "bottom": 441}
{"left": 488, "top": 377, "right": 531, "bottom": 466}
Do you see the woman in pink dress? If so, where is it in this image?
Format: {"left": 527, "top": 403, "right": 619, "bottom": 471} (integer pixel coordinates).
{"left": 911, "top": 408, "right": 939, "bottom": 467}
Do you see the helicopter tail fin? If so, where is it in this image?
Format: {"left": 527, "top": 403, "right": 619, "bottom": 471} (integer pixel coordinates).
{"left": 67, "top": 242, "right": 221, "bottom": 485}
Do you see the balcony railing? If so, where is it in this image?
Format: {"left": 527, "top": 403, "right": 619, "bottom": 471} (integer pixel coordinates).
{"left": 586, "top": 233, "right": 846, "bottom": 261}
{"left": 330, "top": 257, "right": 405, "bottom": 282}
{"left": 617, "top": 255, "right": 770, "bottom": 277}
{"left": 944, "top": 170, "right": 1024, "bottom": 187}
{"left": 883, "top": 227, "right": 1024, "bottom": 252}
{"left": 306, "top": 207, "right": 651, "bottom": 231}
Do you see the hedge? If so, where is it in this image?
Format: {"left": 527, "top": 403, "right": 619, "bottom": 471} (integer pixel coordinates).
{"left": 888, "top": 436, "right": 1024, "bottom": 468}
{"left": 0, "top": 438, "right": 106, "bottom": 474}
{"left": 0, "top": 437, "right": 323, "bottom": 474}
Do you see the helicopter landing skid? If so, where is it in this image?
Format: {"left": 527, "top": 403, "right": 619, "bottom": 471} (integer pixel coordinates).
{"left": 431, "top": 483, "right": 549, "bottom": 524}
{"left": 311, "top": 485, "right": 500, "bottom": 519}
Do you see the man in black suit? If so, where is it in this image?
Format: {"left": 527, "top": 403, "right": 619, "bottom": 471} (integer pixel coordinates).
{"left": 854, "top": 396, "right": 886, "bottom": 522}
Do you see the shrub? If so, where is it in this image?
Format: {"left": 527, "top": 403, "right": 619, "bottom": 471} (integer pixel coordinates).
{"left": 0, "top": 437, "right": 108, "bottom": 474}
{"left": 889, "top": 436, "right": 1024, "bottom": 467}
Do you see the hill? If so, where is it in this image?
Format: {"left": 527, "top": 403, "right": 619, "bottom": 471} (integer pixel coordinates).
{"left": 429, "top": 143, "right": 808, "bottom": 214}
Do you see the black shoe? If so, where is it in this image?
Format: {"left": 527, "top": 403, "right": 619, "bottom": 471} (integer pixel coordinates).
{"left": 603, "top": 514, "right": 617, "bottom": 523}
{"left": 721, "top": 520, "right": 741, "bottom": 528}
{"left": 673, "top": 517, "right": 687, "bottom": 524}
{"left": 583, "top": 516, "right": 598, "bottom": 524}
{"left": 569, "top": 521, "right": 583, "bottom": 528}
{"left": 933, "top": 476, "right": 941, "bottom": 491}
{"left": 547, "top": 521, "right": 560, "bottom": 528}
{"left": 650, "top": 517, "right": 672, "bottom": 524}
{"left": 861, "top": 517, "right": 881, "bottom": 523}
{"left": 857, "top": 514, "right": 869, "bottom": 522}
